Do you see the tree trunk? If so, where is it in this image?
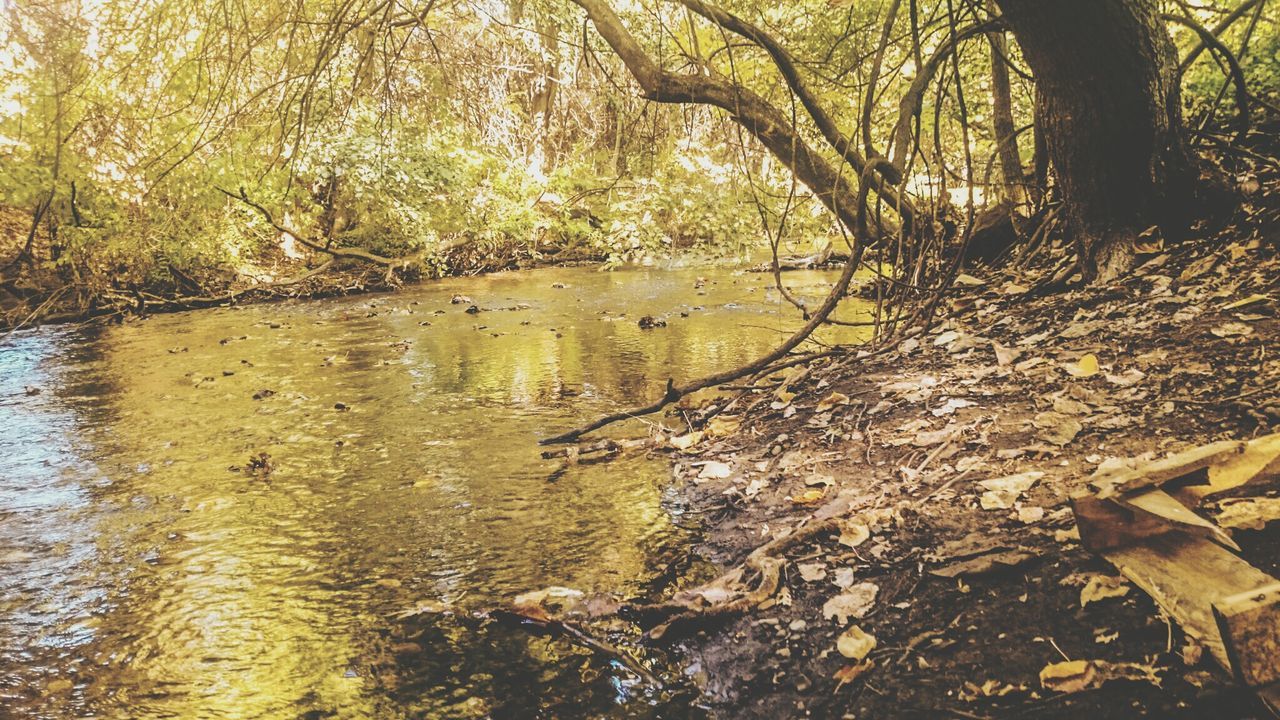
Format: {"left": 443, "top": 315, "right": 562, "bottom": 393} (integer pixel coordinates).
{"left": 985, "top": 8, "right": 1024, "bottom": 206}
{"left": 993, "top": 0, "right": 1197, "bottom": 282}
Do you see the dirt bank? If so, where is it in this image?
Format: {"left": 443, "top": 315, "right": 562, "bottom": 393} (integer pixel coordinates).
{"left": 658, "top": 219, "right": 1279, "bottom": 718}
{"left": 0, "top": 236, "right": 604, "bottom": 333}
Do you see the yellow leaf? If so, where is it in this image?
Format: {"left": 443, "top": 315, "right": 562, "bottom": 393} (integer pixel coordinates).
{"left": 1068, "top": 353, "right": 1100, "bottom": 378}
{"left": 790, "top": 488, "right": 826, "bottom": 505}
{"left": 1039, "top": 660, "right": 1095, "bottom": 693}
{"left": 1222, "top": 293, "right": 1270, "bottom": 310}
{"left": 836, "top": 625, "right": 877, "bottom": 660}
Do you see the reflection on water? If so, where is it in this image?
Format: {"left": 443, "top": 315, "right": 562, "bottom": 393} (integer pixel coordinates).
{"left": 0, "top": 265, "right": 869, "bottom": 718}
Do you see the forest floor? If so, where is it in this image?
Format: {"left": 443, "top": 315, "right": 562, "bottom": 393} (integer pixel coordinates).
{"left": 655, "top": 206, "right": 1280, "bottom": 718}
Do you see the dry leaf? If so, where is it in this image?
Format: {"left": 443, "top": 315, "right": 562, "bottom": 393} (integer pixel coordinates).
{"left": 705, "top": 415, "right": 741, "bottom": 438}
{"left": 833, "top": 660, "right": 875, "bottom": 688}
{"left": 823, "top": 582, "right": 879, "bottom": 623}
{"left": 670, "top": 432, "right": 702, "bottom": 450}
{"left": 1080, "top": 575, "right": 1131, "bottom": 607}
{"left": 1216, "top": 497, "right": 1280, "bottom": 531}
{"left": 992, "top": 340, "right": 1022, "bottom": 367}
{"left": 1040, "top": 659, "right": 1162, "bottom": 694}
{"left": 932, "top": 398, "right": 976, "bottom": 417}
{"left": 797, "top": 562, "right": 828, "bottom": 582}
{"left": 1039, "top": 660, "right": 1095, "bottom": 693}
{"left": 817, "top": 392, "right": 851, "bottom": 412}
{"left": 1066, "top": 354, "right": 1100, "bottom": 378}
{"left": 1210, "top": 321, "right": 1253, "bottom": 338}
{"left": 978, "top": 471, "right": 1044, "bottom": 510}
{"left": 836, "top": 624, "right": 877, "bottom": 660}
{"left": 1016, "top": 505, "right": 1045, "bottom": 524}
{"left": 790, "top": 488, "right": 826, "bottom": 504}
{"left": 697, "top": 461, "right": 732, "bottom": 479}
{"left": 838, "top": 520, "right": 871, "bottom": 548}
{"left": 1034, "top": 412, "right": 1082, "bottom": 446}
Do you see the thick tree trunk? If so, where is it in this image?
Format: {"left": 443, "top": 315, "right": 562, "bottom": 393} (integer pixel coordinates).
{"left": 993, "top": 0, "right": 1197, "bottom": 282}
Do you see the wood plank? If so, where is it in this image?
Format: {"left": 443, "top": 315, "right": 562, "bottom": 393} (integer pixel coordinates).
{"left": 1214, "top": 582, "right": 1280, "bottom": 687}
{"left": 1073, "top": 489, "right": 1237, "bottom": 553}
{"left": 1104, "top": 531, "right": 1278, "bottom": 671}
{"left": 1093, "top": 439, "right": 1245, "bottom": 499}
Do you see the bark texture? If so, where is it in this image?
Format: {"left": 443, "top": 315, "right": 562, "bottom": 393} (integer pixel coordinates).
{"left": 993, "top": 0, "right": 1197, "bottom": 281}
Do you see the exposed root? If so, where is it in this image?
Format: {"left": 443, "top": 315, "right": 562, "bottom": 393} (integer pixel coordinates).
{"left": 635, "top": 515, "right": 842, "bottom": 639}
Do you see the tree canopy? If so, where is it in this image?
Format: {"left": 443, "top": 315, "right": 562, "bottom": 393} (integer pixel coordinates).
{"left": 1, "top": 0, "right": 1276, "bottom": 322}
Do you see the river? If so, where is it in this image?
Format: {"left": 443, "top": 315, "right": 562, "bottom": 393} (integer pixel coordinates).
{"left": 0, "top": 265, "right": 867, "bottom": 719}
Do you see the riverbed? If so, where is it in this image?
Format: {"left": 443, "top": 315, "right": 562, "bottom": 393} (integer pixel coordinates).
{"left": 0, "top": 265, "right": 868, "bottom": 719}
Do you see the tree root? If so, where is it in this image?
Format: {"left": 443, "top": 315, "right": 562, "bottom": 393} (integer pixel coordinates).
{"left": 488, "top": 609, "right": 664, "bottom": 688}
{"left": 634, "top": 515, "right": 842, "bottom": 639}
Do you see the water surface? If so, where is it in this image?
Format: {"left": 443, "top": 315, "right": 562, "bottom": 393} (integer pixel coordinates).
{"left": 0, "top": 265, "right": 867, "bottom": 719}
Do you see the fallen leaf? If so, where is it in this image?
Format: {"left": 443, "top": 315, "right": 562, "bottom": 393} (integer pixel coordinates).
{"left": 705, "top": 415, "right": 741, "bottom": 437}
{"left": 992, "top": 340, "right": 1022, "bottom": 367}
{"left": 797, "top": 562, "right": 828, "bottom": 582}
{"left": 1222, "top": 293, "right": 1270, "bottom": 310}
{"left": 838, "top": 520, "right": 871, "bottom": 548}
{"left": 1105, "top": 368, "right": 1145, "bottom": 387}
{"left": 1016, "top": 505, "right": 1045, "bottom": 524}
{"left": 1066, "top": 354, "right": 1100, "bottom": 378}
{"left": 1210, "top": 321, "right": 1253, "bottom": 338}
{"left": 832, "top": 567, "right": 856, "bottom": 588}
{"left": 697, "top": 461, "right": 732, "bottom": 479}
{"left": 790, "top": 488, "right": 826, "bottom": 504}
{"left": 1180, "top": 254, "right": 1218, "bottom": 281}
{"left": 1039, "top": 660, "right": 1095, "bottom": 693}
{"left": 806, "top": 472, "right": 835, "bottom": 487}
{"left": 1080, "top": 575, "right": 1131, "bottom": 607}
{"left": 1040, "top": 660, "right": 1162, "bottom": 694}
{"left": 833, "top": 660, "right": 875, "bottom": 688}
{"left": 1215, "top": 497, "right": 1280, "bottom": 531}
{"left": 817, "top": 392, "right": 851, "bottom": 412}
{"left": 958, "top": 679, "right": 1022, "bottom": 702}
{"left": 1034, "top": 412, "right": 1082, "bottom": 446}
{"left": 823, "top": 582, "right": 879, "bottom": 624}
{"left": 670, "top": 432, "right": 703, "bottom": 451}
{"left": 836, "top": 624, "right": 877, "bottom": 660}
{"left": 932, "top": 398, "right": 976, "bottom": 417}
{"left": 978, "top": 471, "right": 1044, "bottom": 510}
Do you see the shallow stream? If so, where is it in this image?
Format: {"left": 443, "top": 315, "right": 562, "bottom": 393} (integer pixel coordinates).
{"left": 0, "top": 265, "right": 867, "bottom": 719}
